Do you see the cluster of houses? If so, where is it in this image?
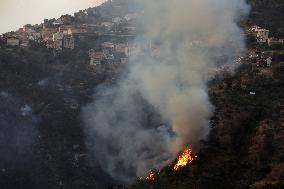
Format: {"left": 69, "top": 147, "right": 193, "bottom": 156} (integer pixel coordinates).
{"left": 0, "top": 24, "right": 43, "bottom": 48}
{"left": 88, "top": 40, "right": 153, "bottom": 66}
{"left": 249, "top": 25, "right": 284, "bottom": 46}
{"left": 0, "top": 10, "right": 139, "bottom": 50}
{"left": 0, "top": 7, "right": 143, "bottom": 66}
{"left": 248, "top": 50, "right": 273, "bottom": 68}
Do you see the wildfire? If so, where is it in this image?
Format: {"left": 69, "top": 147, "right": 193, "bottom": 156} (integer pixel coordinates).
{"left": 173, "top": 148, "right": 196, "bottom": 171}
{"left": 146, "top": 170, "right": 156, "bottom": 181}
{"left": 144, "top": 148, "right": 196, "bottom": 181}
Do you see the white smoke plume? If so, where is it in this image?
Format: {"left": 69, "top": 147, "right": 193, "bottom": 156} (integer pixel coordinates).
{"left": 82, "top": 0, "right": 249, "bottom": 183}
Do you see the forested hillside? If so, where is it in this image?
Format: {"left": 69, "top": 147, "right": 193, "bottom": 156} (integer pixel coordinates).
{"left": 248, "top": 0, "right": 284, "bottom": 37}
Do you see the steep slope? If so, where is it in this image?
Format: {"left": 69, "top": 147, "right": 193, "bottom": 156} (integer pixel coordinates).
{"left": 248, "top": 0, "right": 284, "bottom": 37}
{"left": 130, "top": 59, "right": 284, "bottom": 189}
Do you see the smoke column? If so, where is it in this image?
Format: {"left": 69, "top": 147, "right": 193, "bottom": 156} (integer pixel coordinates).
{"left": 82, "top": 0, "right": 249, "bottom": 183}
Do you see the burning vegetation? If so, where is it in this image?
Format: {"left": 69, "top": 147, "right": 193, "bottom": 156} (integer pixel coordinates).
{"left": 145, "top": 148, "right": 197, "bottom": 181}
{"left": 173, "top": 148, "right": 197, "bottom": 171}
{"left": 145, "top": 170, "right": 156, "bottom": 181}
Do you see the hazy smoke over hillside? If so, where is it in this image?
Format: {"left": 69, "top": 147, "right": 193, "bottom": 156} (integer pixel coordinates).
{"left": 0, "top": 92, "right": 39, "bottom": 187}
{"left": 82, "top": 0, "right": 249, "bottom": 183}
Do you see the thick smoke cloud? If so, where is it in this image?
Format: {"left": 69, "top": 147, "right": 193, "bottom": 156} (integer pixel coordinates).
{"left": 82, "top": 0, "right": 249, "bottom": 183}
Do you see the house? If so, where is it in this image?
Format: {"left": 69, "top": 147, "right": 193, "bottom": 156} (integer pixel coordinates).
{"left": 101, "top": 22, "right": 114, "bottom": 30}
{"left": 59, "top": 25, "right": 73, "bottom": 34}
{"left": 115, "top": 43, "right": 128, "bottom": 55}
{"left": 53, "top": 32, "right": 64, "bottom": 41}
{"left": 89, "top": 49, "right": 105, "bottom": 65}
{"left": 0, "top": 36, "right": 5, "bottom": 48}
{"left": 6, "top": 37, "right": 20, "bottom": 47}
{"left": 256, "top": 29, "right": 269, "bottom": 43}
{"left": 46, "top": 40, "right": 54, "bottom": 49}
{"left": 67, "top": 27, "right": 87, "bottom": 35}
{"left": 52, "top": 32, "right": 64, "bottom": 50}
{"left": 268, "top": 37, "right": 284, "bottom": 46}
{"left": 30, "top": 32, "right": 41, "bottom": 41}
{"left": 42, "top": 27, "right": 58, "bottom": 41}
{"left": 121, "top": 58, "right": 128, "bottom": 64}
{"left": 249, "top": 25, "right": 261, "bottom": 32}
{"left": 63, "top": 35, "right": 75, "bottom": 49}
{"left": 20, "top": 39, "right": 30, "bottom": 47}
{"left": 53, "top": 18, "right": 64, "bottom": 26}
{"left": 266, "top": 57, "right": 272, "bottom": 67}
{"left": 249, "top": 25, "right": 270, "bottom": 43}
{"left": 124, "top": 13, "right": 138, "bottom": 22}
{"left": 123, "top": 26, "right": 137, "bottom": 33}
{"left": 250, "top": 26, "right": 269, "bottom": 43}
{"left": 125, "top": 41, "right": 152, "bottom": 57}
{"left": 54, "top": 40, "right": 63, "bottom": 50}
{"left": 102, "top": 42, "right": 115, "bottom": 50}
{"left": 112, "top": 17, "right": 122, "bottom": 24}
{"left": 23, "top": 25, "right": 36, "bottom": 33}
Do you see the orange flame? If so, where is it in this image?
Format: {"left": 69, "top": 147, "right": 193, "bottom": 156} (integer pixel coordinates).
{"left": 173, "top": 148, "right": 196, "bottom": 171}
{"left": 146, "top": 170, "right": 156, "bottom": 181}
{"left": 144, "top": 148, "right": 196, "bottom": 180}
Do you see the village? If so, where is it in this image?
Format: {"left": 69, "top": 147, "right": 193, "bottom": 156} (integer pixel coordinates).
{"left": 0, "top": 0, "right": 283, "bottom": 71}
{"left": 0, "top": 0, "right": 145, "bottom": 67}
{"left": 1, "top": 12, "right": 283, "bottom": 72}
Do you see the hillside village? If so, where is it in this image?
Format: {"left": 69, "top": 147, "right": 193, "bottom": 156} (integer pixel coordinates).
{"left": 0, "top": 0, "right": 283, "bottom": 71}
{"left": 0, "top": 0, "right": 145, "bottom": 67}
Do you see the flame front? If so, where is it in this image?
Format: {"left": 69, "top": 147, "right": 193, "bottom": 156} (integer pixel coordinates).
{"left": 146, "top": 170, "right": 156, "bottom": 181}
{"left": 173, "top": 148, "right": 196, "bottom": 171}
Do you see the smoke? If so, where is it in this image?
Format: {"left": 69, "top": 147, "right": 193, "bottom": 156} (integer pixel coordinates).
{"left": 0, "top": 92, "right": 39, "bottom": 187}
{"left": 82, "top": 0, "right": 249, "bottom": 183}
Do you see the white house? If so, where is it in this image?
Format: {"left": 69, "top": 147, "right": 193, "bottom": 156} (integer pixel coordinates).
{"left": 101, "top": 22, "right": 114, "bottom": 30}
{"left": 124, "top": 13, "right": 138, "bottom": 21}
{"left": 52, "top": 32, "right": 64, "bottom": 50}
{"left": 115, "top": 43, "right": 128, "bottom": 54}
{"left": 102, "top": 42, "right": 115, "bottom": 50}
{"left": 266, "top": 57, "right": 272, "bottom": 67}
{"left": 89, "top": 49, "right": 105, "bottom": 65}
{"left": 112, "top": 17, "right": 122, "bottom": 24}
{"left": 268, "top": 37, "right": 284, "bottom": 46}
{"left": 63, "top": 35, "right": 75, "bottom": 49}
{"left": 7, "top": 37, "right": 20, "bottom": 47}
{"left": 256, "top": 29, "right": 269, "bottom": 43}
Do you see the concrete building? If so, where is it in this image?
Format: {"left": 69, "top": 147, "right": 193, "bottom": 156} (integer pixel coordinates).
{"left": 102, "top": 42, "right": 115, "bottom": 50}
{"left": 266, "top": 57, "right": 272, "bottom": 67}
{"left": 63, "top": 35, "right": 75, "bottom": 49}
{"left": 67, "top": 27, "right": 87, "bottom": 35}
{"left": 115, "top": 43, "right": 128, "bottom": 55}
{"left": 46, "top": 40, "right": 54, "bottom": 49}
{"left": 124, "top": 13, "right": 138, "bottom": 21}
{"left": 268, "top": 37, "right": 284, "bottom": 46}
{"left": 0, "top": 35, "right": 5, "bottom": 48}
{"left": 101, "top": 22, "right": 114, "bottom": 30}
{"left": 42, "top": 27, "right": 58, "bottom": 41}
{"left": 52, "top": 32, "right": 64, "bottom": 50}
{"left": 256, "top": 29, "right": 269, "bottom": 43}
{"left": 6, "top": 37, "right": 20, "bottom": 47}
{"left": 89, "top": 49, "right": 105, "bottom": 65}
{"left": 112, "top": 17, "right": 123, "bottom": 24}
{"left": 54, "top": 40, "right": 63, "bottom": 50}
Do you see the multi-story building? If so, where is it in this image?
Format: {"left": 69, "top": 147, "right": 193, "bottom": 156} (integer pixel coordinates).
{"left": 63, "top": 35, "right": 75, "bottom": 49}
{"left": 6, "top": 37, "right": 20, "bottom": 47}
{"left": 89, "top": 49, "right": 105, "bottom": 65}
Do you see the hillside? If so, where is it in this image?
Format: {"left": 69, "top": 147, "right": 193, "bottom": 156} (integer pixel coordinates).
{"left": 130, "top": 59, "right": 284, "bottom": 189}
{"left": 0, "top": 0, "right": 283, "bottom": 189}
{"left": 248, "top": 0, "right": 284, "bottom": 37}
